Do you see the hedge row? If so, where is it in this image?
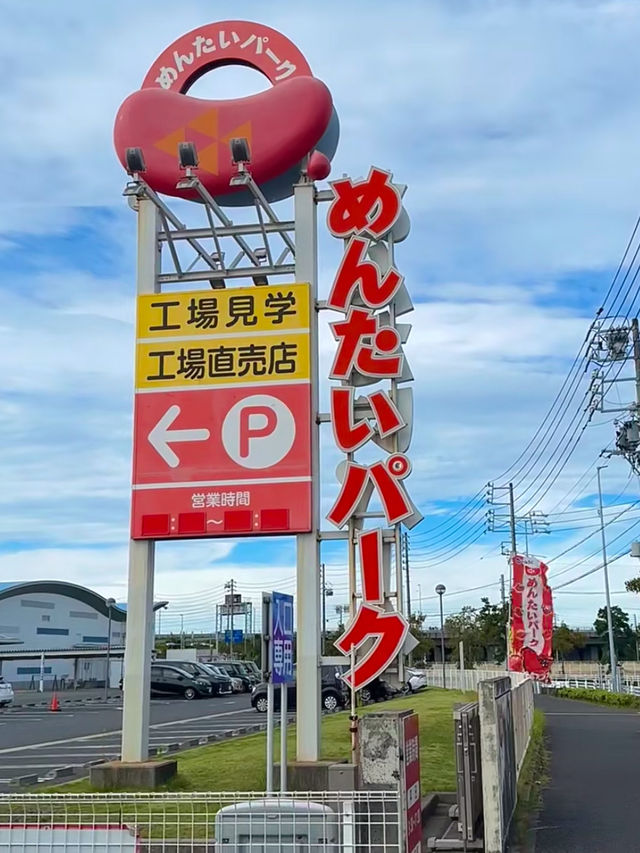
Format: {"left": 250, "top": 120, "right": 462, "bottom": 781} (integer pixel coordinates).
{"left": 555, "top": 687, "right": 640, "bottom": 708}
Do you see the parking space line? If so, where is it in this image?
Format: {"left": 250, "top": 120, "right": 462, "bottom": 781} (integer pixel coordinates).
{"left": 0, "top": 706, "right": 254, "bottom": 755}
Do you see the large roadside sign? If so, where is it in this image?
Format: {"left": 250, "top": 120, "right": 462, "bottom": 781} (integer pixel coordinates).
{"left": 131, "top": 283, "right": 312, "bottom": 539}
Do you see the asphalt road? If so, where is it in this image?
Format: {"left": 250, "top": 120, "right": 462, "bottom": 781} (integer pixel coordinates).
{"left": 0, "top": 692, "right": 260, "bottom": 790}
{"left": 533, "top": 694, "right": 640, "bottom": 852}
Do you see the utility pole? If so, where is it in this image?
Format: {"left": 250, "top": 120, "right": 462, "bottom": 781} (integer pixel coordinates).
{"left": 403, "top": 532, "right": 412, "bottom": 622}
{"left": 634, "top": 614, "right": 639, "bottom": 663}
{"left": 507, "top": 483, "right": 516, "bottom": 669}
{"left": 594, "top": 317, "right": 640, "bottom": 474}
{"left": 597, "top": 465, "right": 619, "bottom": 691}
{"left": 508, "top": 482, "right": 517, "bottom": 555}
{"left": 500, "top": 574, "right": 506, "bottom": 608}
{"left": 632, "top": 318, "right": 640, "bottom": 407}
{"left": 225, "top": 579, "right": 235, "bottom": 659}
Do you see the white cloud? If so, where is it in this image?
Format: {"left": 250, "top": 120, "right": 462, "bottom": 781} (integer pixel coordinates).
{"left": 1, "top": 1, "right": 640, "bottom": 625}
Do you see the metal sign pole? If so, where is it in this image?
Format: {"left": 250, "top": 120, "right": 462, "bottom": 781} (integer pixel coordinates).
{"left": 294, "top": 176, "right": 321, "bottom": 763}
{"left": 261, "top": 593, "right": 275, "bottom": 794}
{"left": 121, "top": 197, "right": 159, "bottom": 763}
{"left": 280, "top": 683, "right": 288, "bottom": 792}
{"left": 266, "top": 681, "right": 275, "bottom": 794}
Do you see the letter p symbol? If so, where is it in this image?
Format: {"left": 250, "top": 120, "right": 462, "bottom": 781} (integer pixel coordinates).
{"left": 239, "top": 406, "right": 278, "bottom": 458}
{"left": 222, "top": 394, "right": 296, "bottom": 470}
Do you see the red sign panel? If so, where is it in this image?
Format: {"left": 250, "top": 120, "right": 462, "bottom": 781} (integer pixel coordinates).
{"left": 509, "top": 554, "right": 554, "bottom": 679}
{"left": 403, "top": 714, "right": 422, "bottom": 853}
{"left": 131, "top": 285, "right": 312, "bottom": 540}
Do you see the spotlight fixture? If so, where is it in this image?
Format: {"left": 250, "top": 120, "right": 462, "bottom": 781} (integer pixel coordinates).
{"left": 230, "top": 137, "right": 251, "bottom": 164}
{"left": 178, "top": 141, "right": 199, "bottom": 170}
{"left": 125, "top": 147, "right": 146, "bottom": 175}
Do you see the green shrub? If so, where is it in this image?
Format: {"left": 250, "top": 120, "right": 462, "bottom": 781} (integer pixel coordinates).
{"left": 555, "top": 687, "right": 640, "bottom": 708}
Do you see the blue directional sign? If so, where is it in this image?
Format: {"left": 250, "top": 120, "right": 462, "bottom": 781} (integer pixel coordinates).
{"left": 224, "top": 629, "right": 243, "bottom": 644}
{"left": 271, "top": 591, "right": 294, "bottom": 684}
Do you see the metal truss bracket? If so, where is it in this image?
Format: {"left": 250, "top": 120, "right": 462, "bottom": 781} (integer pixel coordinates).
{"left": 124, "top": 172, "right": 300, "bottom": 288}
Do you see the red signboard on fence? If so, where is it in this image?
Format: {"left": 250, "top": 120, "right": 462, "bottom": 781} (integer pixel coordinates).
{"left": 403, "top": 713, "right": 422, "bottom": 853}
{"left": 509, "top": 554, "right": 553, "bottom": 679}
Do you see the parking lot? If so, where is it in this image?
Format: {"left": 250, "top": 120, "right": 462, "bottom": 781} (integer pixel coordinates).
{"left": 0, "top": 693, "right": 264, "bottom": 790}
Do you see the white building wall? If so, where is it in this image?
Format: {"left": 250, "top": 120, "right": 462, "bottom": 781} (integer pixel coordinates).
{"left": 0, "top": 591, "right": 126, "bottom": 686}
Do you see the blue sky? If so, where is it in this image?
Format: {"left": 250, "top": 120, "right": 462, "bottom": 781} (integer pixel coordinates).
{"left": 2, "top": 0, "right": 640, "bottom": 633}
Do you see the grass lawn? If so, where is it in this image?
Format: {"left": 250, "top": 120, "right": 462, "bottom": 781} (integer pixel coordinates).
{"left": 47, "top": 688, "right": 474, "bottom": 795}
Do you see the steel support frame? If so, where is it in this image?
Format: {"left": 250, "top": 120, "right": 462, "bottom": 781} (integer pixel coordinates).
{"left": 123, "top": 174, "right": 296, "bottom": 288}
{"left": 294, "top": 178, "right": 322, "bottom": 761}
{"left": 120, "top": 173, "right": 316, "bottom": 762}
{"left": 121, "top": 198, "right": 159, "bottom": 762}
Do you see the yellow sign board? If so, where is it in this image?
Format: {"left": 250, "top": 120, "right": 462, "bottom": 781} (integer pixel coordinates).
{"left": 135, "top": 332, "right": 310, "bottom": 389}
{"left": 136, "top": 283, "right": 310, "bottom": 340}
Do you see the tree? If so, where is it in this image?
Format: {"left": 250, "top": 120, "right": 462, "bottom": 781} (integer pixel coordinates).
{"left": 594, "top": 606, "right": 636, "bottom": 661}
{"left": 476, "top": 598, "right": 509, "bottom": 664}
{"left": 625, "top": 577, "right": 640, "bottom": 594}
{"left": 445, "top": 606, "right": 484, "bottom": 666}
{"left": 552, "top": 623, "right": 587, "bottom": 662}
{"left": 408, "top": 614, "right": 435, "bottom": 663}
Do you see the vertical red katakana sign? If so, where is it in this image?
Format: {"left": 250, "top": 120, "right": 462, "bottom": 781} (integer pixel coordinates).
{"left": 326, "top": 167, "right": 421, "bottom": 690}
{"left": 509, "top": 554, "right": 553, "bottom": 680}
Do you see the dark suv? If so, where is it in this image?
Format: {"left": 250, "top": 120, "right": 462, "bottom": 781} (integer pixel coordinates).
{"left": 215, "top": 660, "right": 259, "bottom": 693}
{"left": 251, "top": 666, "right": 348, "bottom": 713}
{"left": 167, "top": 660, "right": 232, "bottom": 696}
{"left": 199, "top": 663, "right": 234, "bottom": 695}
{"left": 150, "top": 664, "right": 212, "bottom": 700}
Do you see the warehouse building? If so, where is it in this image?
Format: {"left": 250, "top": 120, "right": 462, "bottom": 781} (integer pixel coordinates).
{"left": 0, "top": 580, "right": 167, "bottom": 687}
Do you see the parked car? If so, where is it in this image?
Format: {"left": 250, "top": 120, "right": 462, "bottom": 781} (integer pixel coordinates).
{"left": 215, "top": 661, "right": 259, "bottom": 693}
{"left": 185, "top": 661, "right": 232, "bottom": 696}
{"left": 0, "top": 677, "right": 14, "bottom": 708}
{"left": 242, "top": 660, "right": 261, "bottom": 679}
{"left": 359, "top": 677, "right": 399, "bottom": 705}
{"left": 405, "top": 668, "right": 428, "bottom": 694}
{"left": 150, "top": 663, "right": 212, "bottom": 700}
{"left": 251, "top": 666, "right": 347, "bottom": 713}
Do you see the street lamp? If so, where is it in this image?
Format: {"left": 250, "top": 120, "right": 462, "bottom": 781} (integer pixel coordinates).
{"left": 435, "top": 584, "right": 446, "bottom": 688}
{"left": 104, "top": 598, "right": 116, "bottom": 702}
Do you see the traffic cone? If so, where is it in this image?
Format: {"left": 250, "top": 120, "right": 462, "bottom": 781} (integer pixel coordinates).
{"left": 49, "top": 693, "right": 60, "bottom": 712}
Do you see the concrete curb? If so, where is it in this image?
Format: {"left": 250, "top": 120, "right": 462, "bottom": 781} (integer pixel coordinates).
{"left": 8, "top": 696, "right": 122, "bottom": 710}
{"left": 46, "top": 766, "right": 76, "bottom": 781}
{"left": 8, "top": 773, "right": 40, "bottom": 788}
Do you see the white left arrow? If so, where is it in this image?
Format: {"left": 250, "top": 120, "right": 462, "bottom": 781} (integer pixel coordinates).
{"left": 148, "top": 404, "right": 210, "bottom": 468}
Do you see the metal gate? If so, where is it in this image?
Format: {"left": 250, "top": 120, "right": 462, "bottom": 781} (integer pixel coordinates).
{"left": 454, "top": 701, "right": 483, "bottom": 847}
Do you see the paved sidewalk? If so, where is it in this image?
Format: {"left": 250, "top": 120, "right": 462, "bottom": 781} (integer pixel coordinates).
{"left": 534, "top": 694, "right": 640, "bottom": 852}
{"left": 9, "top": 688, "right": 121, "bottom": 707}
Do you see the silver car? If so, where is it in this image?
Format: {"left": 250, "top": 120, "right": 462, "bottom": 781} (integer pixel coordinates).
{"left": 0, "top": 677, "right": 14, "bottom": 708}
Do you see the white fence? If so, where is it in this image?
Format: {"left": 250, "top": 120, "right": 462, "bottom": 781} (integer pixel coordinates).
{"left": 0, "top": 791, "right": 401, "bottom": 852}
{"left": 551, "top": 677, "right": 640, "bottom": 696}
{"left": 419, "top": 667, "right": 530, "bottom": 692}
{"left": 511, "top": 679, "right": 535, "bottom": 776}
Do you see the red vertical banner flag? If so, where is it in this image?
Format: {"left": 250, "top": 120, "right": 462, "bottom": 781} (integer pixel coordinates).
{"left": 509, "top": 554, "right": 554, "bottom": 680}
